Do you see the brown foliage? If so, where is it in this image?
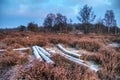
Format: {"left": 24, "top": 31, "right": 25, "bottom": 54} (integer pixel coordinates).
{"left": 84, "top": 47, "right": 120, "bottom": 79}
{"left": 0, "top": 32, "right": 120, "bottom": 79}
{"left": 70, "top": 39, "right": 103, "bottom": 52}
{"left": 52, "top": 54, "right": 98, "bottom": 80}
{"left": 1, "top": 35, "right": 47, "bottom": 47}
{"left": 15, "top": 55, "right": 98, "bottom": 80}
{"left": 49, "top": 36, "right": 72, "bottom": 45}
{"left": 16, "top": 61, "right": 69, "bottom": 80}
{"left": 0, "top": 32, "right": 5, "bottom": 40}
{"left": 110, "top": 35, "right": 120, "bottom": 43}
{"left": 0, "top": 49, "right": 29, "bottom": 67}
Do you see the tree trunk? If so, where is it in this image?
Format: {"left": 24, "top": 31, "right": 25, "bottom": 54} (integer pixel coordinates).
{"left": 115, "top": 27, "right": 117, "bottom": 35}
{"left": 108, "top": 27, "right": 110, "bottom": 33}
{"left": 85, "top": 25, "right": 88, "bottom": 34}
{"left": 60, "top": 25, "right": 62, "bottom": 33}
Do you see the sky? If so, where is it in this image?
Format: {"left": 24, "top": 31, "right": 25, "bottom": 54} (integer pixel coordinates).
{"left": 0, "top": 0, "right": 120, "bottom": 28}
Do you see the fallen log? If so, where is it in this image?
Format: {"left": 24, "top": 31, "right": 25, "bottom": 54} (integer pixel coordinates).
{"left": 0, "top": 47, "right": 30, "bottom": 52}
{"left": 13, "top": 47, "right": 30, "bottom": 51}
{"left": 36, "top": 46, "right": 51, "bottom": 57}
{"left": 57, "top": 51, "right": 99, "bottom": 72}
{"left": 57, "top": 44, "right": 81, "bottom": 58}
{"left": 0, "top": 49, "right": 6, "bottom": 52}
{"left": 32, "top": 46, "right": 42, "bottom": 61}
{"left": 35, "top": 46, "right": 54, "bottom": 64}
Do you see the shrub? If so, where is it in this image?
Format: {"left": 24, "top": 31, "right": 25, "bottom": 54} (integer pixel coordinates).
{"left": 70, "top": 39, "right": 103, "bottom": 52}
{"left": 15, "top": 55, "right": 98, "bottom": 80}
{"left": 9, "top": 43, "right": 23, "bottom": 48}
{"left": 16, "top": 60, "right": 69, "bottom": 80}
{"left": 0, "top": 42, "right": 7, "bottom": 49}
{"left": 115, "top": 53, "right": 120, "bottom": 75}
{"left": 52, "top": 54, "right": 98, "bottom": 80}
{"left": 84, "top": 47, "right": 120, "bottom": 79}
{"left": 0, "top": 49, "right": 29, "bottom": 67}
{"left": 49, "top": 36, "right": 72, "bottom": 45}
{"left": 115, "top": 47, "right": 120, "bottom": 52}
{"left": 110, "top": 35, "right": 120, "bottom": 43}
{"left": 0, "top": 32, "right": 5, "bottom": 40}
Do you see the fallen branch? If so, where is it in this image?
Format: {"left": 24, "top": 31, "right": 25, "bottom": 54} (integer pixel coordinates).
{"left": 0, "top": 47, "right": 30, "bottom": 52}
{"left": 36, "top": 46, "right": 51, "bottom": 57}
{"left": 0, "top": 49, "right": 6, "bottom": 52}
{"left": 57, "top": 51, "right": 99, "bottom": 72}
{"left": 57, "top": 44, "right": 99, "bottom": 72}
{"left": 57, "top": 44, "right": 81, "bottom": 58}
{"left": 32, "top": 46, "right": 43, "bottom": 61}
{"left": 13, "top": 47, "right": 30, "bottom": 51}
{"left": 35, "top": 46, "right": 54, "bottom": 64}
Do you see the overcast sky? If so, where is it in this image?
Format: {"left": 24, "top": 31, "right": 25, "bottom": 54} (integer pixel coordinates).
{"left": 0, "top": 0, "right": 120, "bottom": 28}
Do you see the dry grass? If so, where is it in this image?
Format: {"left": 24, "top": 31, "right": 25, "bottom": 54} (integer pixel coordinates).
{"left": 1, "top": 32, "right": 76, "bottom": 48}
{"left": 15, "top": 54, "right": 98, "bottom": 80}
{"left": 0, "top": 49, "right": 29, "bottom": 68}
{"left": 110, "top": 35, "right": 120, "bottom": 43}
{"left": 0, "top": 32, "right": 120, "bottom": 80}
{"left": 70, "top": 39, "right": 104, "bottom": 52}
{"left": 0, "top": 33, "right": 5, "bottom": 40}
{"left": 84, "top": 47, "right": 120, "bottom": 79}
{"left": 0, "top": 32, "right": 109, "bottom": 49}
{"left": 16, "top": 61, "right": 69, "bottom": 80}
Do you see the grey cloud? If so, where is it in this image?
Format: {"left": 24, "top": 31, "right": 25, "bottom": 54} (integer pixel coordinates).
{"left": 111, "top": 0, "right": 120, "bottom": 9}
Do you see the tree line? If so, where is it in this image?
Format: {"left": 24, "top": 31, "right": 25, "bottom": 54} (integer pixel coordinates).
{"left": 18, "top": 4, "right": 120, "bottom": 34}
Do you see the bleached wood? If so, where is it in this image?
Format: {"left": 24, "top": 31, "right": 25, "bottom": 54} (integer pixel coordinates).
{"left": 35, "top": 46, "right": 54, "bottom": 64}
{"left": 57, "top": 44, "right": 81, "bottom": 58}
{"left": 32, "top": 46, "right": 42, "bottom": 61}
{"left": 57, "top": 51, "right": 99, "bottom": 72}
{"left": 57, "top": 45, "right": 99, "bottom": 72}
{"left": 0, "top": 49, "right": 6, "bottom": 52}
{"left": 36, "top": 46, "right": 51, "bottom": 57}
{"left": 13, "top": 47, "right": 30, "bottom": 51}
{"left": 0, "top": 47, "right": 30, "bottom": 52}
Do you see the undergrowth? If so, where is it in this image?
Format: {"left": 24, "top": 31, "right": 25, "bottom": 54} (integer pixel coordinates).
{"left": 15, "top": 55, "right": 98, "bottom": 80}
{"left": 70, "top": 39, "right": 104, "bottom": 52}
{"left": 0, "top": 49, "right": 29, "bottom": 68}
{"left": 84, "top": 47, "right": 120, "bottom": 79}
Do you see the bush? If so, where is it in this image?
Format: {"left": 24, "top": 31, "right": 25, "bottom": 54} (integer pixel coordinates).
{"left": 70, "top": 39, "right": 103, "bottom": 52}
{"left": 16, "top": 61, "right": 69, "bottom": 80}
{"left": 0, "top": 32, "right": 5, "bottom": 40}
{"left": 15, "top": 55, "right": 98, "bottom": 80}
{"left": 52, "top": 54, "right": 98, "bottom": 80}
{"left": 0, "top": 49, "right": 29, "bottom": 67}
{"left": 84, "top": 47, "right": 120, "bottom": 79}
{"left": 49, "top": 37, "right": 68, "bottom": 44}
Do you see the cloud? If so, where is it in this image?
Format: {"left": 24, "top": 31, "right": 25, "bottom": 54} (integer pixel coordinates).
{"left": 111, "top": 0, "right": 120, "bottom": 8}
{"left": 0, "top": 0, "right": 120, "bottom": 28}
{"left": 17, "top": 4, "right": 28, "bottom": 15}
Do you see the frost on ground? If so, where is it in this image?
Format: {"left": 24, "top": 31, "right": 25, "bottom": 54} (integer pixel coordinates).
{"left": 108, "top": 42, "right": 120, "bottom": 48}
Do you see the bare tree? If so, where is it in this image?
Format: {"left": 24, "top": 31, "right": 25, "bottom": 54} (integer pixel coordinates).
{"left": 103, "top": 10, "right": 116, "bottom": 33}
{"left": 113, "top": 20, "right": 117, "bottom": 34}
{"left": 77, "top": 5, "right": 96, "bottom": 33}
{"left": 43, "top": 13, "right": 56, "bottom": 32}
{"left": 77, "top": 5, "right": 96, "bottom": 23}
{"left": 54, "top": 13, "right": 67, "bottom": 33}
